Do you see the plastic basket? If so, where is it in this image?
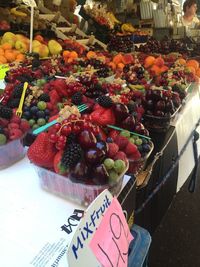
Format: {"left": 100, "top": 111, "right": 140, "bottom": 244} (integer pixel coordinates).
{"left": 127, "top": 141, "right": 154, "bottom": 176}
{"left": 34, "top": 164, "right": 128, "bottom": 206}
{"left": 0, "top": 138, "right": 25, "bottom": 170}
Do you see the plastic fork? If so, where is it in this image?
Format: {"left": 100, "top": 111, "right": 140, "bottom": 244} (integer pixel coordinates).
{"left": 33, "top": 104, "right": 88, "bottom": 135}
{"left": 16, "top": 82, "right": 28, "bottom": 117}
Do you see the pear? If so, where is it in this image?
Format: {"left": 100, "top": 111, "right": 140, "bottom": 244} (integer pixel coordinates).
{"left": 48, "top": 40, "right": 62, "bottom": 55}
{"left": 32, "top": 40, "right": 41, "bottom": 48}
{"left": 1, "top": 32, "right": 16, "bottom": 47}
{"left": 33, "top": 44, "right": 49, "bottom": 58}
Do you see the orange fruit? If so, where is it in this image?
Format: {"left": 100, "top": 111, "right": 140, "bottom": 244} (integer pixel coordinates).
{"left": 86, "top": 51, "right": 96, "bottom": 59}
{"left": 69, "top": 51, "right": 78, "bottom": 59}
{"left": 0, "top": 48, "right": 4, "bottom": 55}
{"left": 63, "top": 50, "right": 70, "bottom": 58}
{"left": 67, "top": 58, "right": 74, "bottom": 64}
{"left": 196, "top": 68, "right": 200, "bottom": 78}
{"left": 160, "top": 65, "right": 169, "bottom": 73}
{"left": 0, "top": 55, "right": 7, "bottom": 64}
{"left": 117, "top": 63, "right": 125, "bottom": 70}
{"left": 187, "top": 66, "right": 196, "bottom": 74}
{"left": 108, "top": 62, "right": 116, "bottom": 70}
{"left": 154, "top": 56, "right": 165, "bottom": 67}
{"left": 144, "top": 56, "right": 156, "bottom": 68}
{"left": 176, "top": 58, "right": 186, "bottom": 65}
{"left": 1, "top": 43, "right": 12, "bottom": 50}
{"left": 151, "top": 65, "right": 162, "bottom": 76}
{"left": 4, "top": 51, "right": 16, "bottom": 62}
{"left": 186, "top": 59, "right": 199, "bottom": 71}
{"left": 113, "top": 54, "right": 123, "bottom": 65}
{"left": 16, "top": 54, "right": 25, "bottom": 62}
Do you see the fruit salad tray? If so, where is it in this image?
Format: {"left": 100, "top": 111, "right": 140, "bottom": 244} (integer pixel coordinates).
{"left": 127, "top": 141, "right": 154, "bottom": 176}
{"left": 0, "top": 137, "right": 25, "bottom": 170}
{"left": 143, "top": 105, "right": 182, "bottom": 132}
{"left": 34, "top": 163, "right": 128, "bottom": 206}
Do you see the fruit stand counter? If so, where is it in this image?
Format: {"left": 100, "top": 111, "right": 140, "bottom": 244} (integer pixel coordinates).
{"left": 0, "top": 156, "right": 133, "bottom": 267}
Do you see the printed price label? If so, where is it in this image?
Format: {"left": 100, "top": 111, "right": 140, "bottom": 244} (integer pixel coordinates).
{"left": 0, "top": 64, "right": 9, "bottom": 80}
{"left": 90, "top": 198, "right": 133, "bottom": 267}
{"left": 23, "top": 0, "right": 37, "bottom": 7}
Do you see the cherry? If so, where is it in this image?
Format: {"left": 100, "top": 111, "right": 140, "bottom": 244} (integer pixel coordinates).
{"left": 49, "top": 133, "right": 58, "bottom": 143}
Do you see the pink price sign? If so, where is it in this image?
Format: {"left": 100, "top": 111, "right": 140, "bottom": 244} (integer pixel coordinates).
{"left": 89, "top": 197, "right": 133, "bottom": 267}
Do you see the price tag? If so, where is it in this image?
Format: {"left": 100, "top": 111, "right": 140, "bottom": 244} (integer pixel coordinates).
{"left": 23, "top": 0, "right": 37, "bottom": 7}
{"left": 0, "top": 64, "right": 9, "bottom": 80}
{"left": 67, "top": 190, "right": 133, "bottom": 267}
{"left": 67, "top": 190, "right": 113, "bottom": 266}
{"left": 89, "top": 198, "right": 133, "bottom": 267}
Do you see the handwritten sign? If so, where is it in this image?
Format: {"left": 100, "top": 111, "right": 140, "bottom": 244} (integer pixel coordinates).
{"left": 90, "top": 198, "right": 133, "bottom": 267}
{"left": 0, "top": 64, "right": 9, "bottom": 80}
{"left": 23, "top": 0, "right": 37, "bottom": 7}
{"left": 67, "top": 190, "right": 113, "bottom": 267}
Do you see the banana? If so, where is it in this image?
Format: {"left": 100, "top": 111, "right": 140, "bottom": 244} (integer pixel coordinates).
{"left": 107, "top": 12, "right": 121, "bottom": 24}
{"left": 121, "top": 23, "right": 136, "bottom": 33}
{"left": 10, "top": 7, "right": 27, "bottom": 17}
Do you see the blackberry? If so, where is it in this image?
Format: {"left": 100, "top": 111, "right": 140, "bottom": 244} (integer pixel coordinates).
{"left": 39, "top": 93, "right": 50, "bottom": 102}
{"left": 0, "top": 105, "right": 13, "bottom": 119}
{"left": 61, "top": 143, "right": 82, "bottom": 168}
{"left": 98, "top": 95, "right": 113, "bottom": 108}
{"left": 12, "top": 84, "right": 23, "bottom": 98}
{"left": 0, "top": 126, "right": 4, "bottom": 134}
{"left": 67, "top": 133, "right": 77, "bottom": 145}
{"left": 32, "top": 58, "right": 41, "bottom": 69}
{"left": 7, "top": 98, "right": 20, "bottom": 108}
{"left": 71, "top": 92, "right": 83, "bottom": 105}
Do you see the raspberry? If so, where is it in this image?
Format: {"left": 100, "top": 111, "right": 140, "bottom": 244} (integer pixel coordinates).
{"left": 20, "top": 119, "right": 30, "bottom": 132}
{"left": 9, "top": 128, "right": 23, "bottom": 140}
{"left": 8, "top": 122, "right": 19, "bottom": 130}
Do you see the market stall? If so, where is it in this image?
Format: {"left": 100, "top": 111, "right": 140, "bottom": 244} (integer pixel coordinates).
{"left": 0, "top": 0, "right": 200, "bottom": 266}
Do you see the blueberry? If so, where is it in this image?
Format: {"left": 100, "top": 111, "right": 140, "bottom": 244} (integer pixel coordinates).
{"left": 137, "top": 145, "right": 143, "bottom": 153}
{"left": 30, "top": 106, "right": 39, "bottom": 114}
{"left": 142, "top": 144, "right": 151, "bottom": 153}
{"left": 106, "top": 137, "right": 113, "bottom": 143}
{"left": 44, "top": 109, "right": 50, "bottom": 115}
{"left": 23, "top": 111, "right": 31, "bottom": 119}
{"left": 36, "top": 110, "right": 45, "bottom": 118}
{"left": 45, "top": 116, "right": 49, "bottom": 121}
{"left": 23, "top": 106, "right": 30, "bottom": 112}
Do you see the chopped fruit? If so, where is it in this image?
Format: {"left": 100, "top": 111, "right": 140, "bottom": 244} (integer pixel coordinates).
{"left": 135, "top": 138, "right": 143, "bottom": 146}
{"left": 120, "top": 130, "right": 130, "bottom": 138}
{"left": 9, "top": 128, "right": 23, "bottom": 140}
{"left": 37, "top": 101, "right": 47, "bottom": 111}
{"left": 108, "top": 170, "right": 119, "bottom": 184}
{"left": 114, "top": 151, "right": 127, "bottom": 162}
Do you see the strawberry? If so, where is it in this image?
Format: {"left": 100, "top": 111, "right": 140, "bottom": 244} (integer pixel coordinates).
{"left": 20, "top": 119, "right": 30, "bottom": 132}
{"left": 125, "top": 142, "right": 138, "bottom": 156}
{"left": 9, "top": 128, "right": 23, "bottom": 140}
{"left": 27, "top": 132, "right": 57, "bottom": 168}
{"left": 114, "top": 135, "right": 129, "bottom": 150}
{"left": 108, "top": 143, "right": 119, "bottom": 159}
{"left": 91, "top": 109, "right": 104, "bottom": 124}
{"left": 114, "top": 151, "right": 127, "bottom": 162}
{"left": 109, "top": 130, "right": 119, "bottom": 140}
{"left": 54, "top": 150, "right": 69, "bottom": 175}
{"left": 98, "top": 108, "right": 116, "bottom": 126}
{"left": 8, "top": 122, "right": 19, "bottom": 130}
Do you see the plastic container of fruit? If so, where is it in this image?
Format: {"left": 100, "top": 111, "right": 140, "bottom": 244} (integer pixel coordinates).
{"left": 143, "top": 105, "right": 182, "bottom": 132}
{"left": 127, "top": 141, "right": 154, "bottom": 176}
{"left": 34, "top": 164, "right": 129, "bottom": 206}
{"left": 0, "top": 137, "right": 26, "bottom": 170}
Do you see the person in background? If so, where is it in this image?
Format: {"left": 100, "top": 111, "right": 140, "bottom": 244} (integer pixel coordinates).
{"left": 66, "top": 0, "right": 79, "bottom": 26}
{"left": 182, "top": 0, "right": 200, "bottom": 27}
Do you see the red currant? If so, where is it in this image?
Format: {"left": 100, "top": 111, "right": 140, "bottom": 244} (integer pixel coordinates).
{"left": 54, "top": 123, "right": 61, "bottom": 131}
{"left": 61, "top": 125, "right": 72, "bottom": 136}
{"left": 49, "top": 134, "right": 58, "bottom": 143}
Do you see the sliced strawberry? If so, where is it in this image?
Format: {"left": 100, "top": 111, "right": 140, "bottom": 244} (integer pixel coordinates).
{"left": 54, "top": 150, "right": 69, "bottom": 175}
{"left": 114, "top": 135, "right": 129, "bottom": 150}
{"left": 125, "top": 142, "right": 138, "bottom": 156}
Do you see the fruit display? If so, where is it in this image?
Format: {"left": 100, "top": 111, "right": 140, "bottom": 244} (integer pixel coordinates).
{"left": 0, "top": 105, "right": 30, "bottom": 169}
{"left": 107, "top": 34, "right": 133, "bottom": 53}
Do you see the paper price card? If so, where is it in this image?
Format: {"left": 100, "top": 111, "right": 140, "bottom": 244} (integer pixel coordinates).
{"left": 89, "top": 198, "right": 133, "bottom": 267}
{"left": 23, "top": 0, "right": 37, "bottom": 7}
{"left": 0, "top": 64, "right": 9, "bottom": 80}
{"left": 67, "top": 190, "right": 133, "bottom": 267}
{"left": 67, "top": 190, "right": 114, "bottom": 267}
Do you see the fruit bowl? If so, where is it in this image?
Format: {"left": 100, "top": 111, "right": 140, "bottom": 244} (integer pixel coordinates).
{"left": 34, "top": 164, "right": 128, "bottom": 206}
{"left": 0, "top": 137, "right": 25, "bottom": 170}
{"left": 127, "top": 141, "right": 154, "bottom": 176}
